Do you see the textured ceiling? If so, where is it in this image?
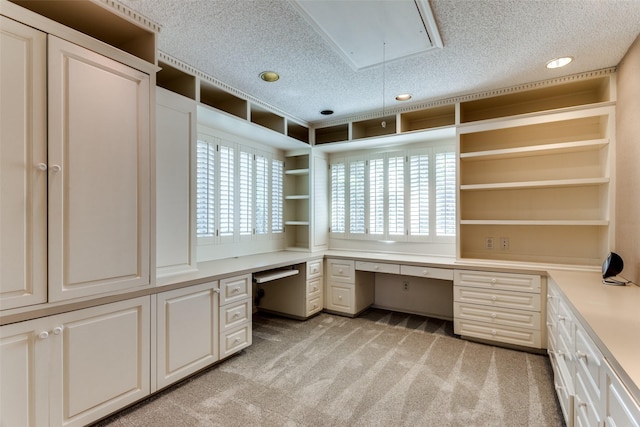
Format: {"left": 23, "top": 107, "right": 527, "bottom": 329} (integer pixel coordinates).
{"left": 120, "top": 0, "right": 640, "bottom": 125}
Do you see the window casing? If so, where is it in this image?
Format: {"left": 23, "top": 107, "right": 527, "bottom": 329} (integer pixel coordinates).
{"left": 330, "top": 143, "right": 456, "bottom": 242}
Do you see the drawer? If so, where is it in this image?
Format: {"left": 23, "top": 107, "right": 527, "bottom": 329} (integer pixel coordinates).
{"left": 556, "top": 298, "right": 574, "bottom": 343}
{"left": 219, "top": 298, "right": 251, "bottom": 332}
{"left": 454, "top": 302, "right": 541, "bottom": 330}
{"left": 355, "top": 261, "right": 400, "bottom": 274}
{"left": 307, "top": 259, "right": 323, "bottom": 279}
{"left": 454, "top": 318, "right": 542, "bottom": 348}
{"left": 220, "top": 324, "right": 251, "bottom": 359}
{"left": 550, "top": 352, "right": 574, "bottom": 426}
{"left": 604, "top": 360, "right": 640, "bottom": 427}
{"left": 219, "top": 274, "right": 251, "bottom": 305}
{"left": 454, "top": 286, "right": 541, "bottom": 312}
{"left": 307, "top": 294, "right": 322, "bottom": 316}
{"left": 575, "top": 323, "right": 603, "bottom": 401}
{"left": 326, "top": 259, "right": 355, "bottom": 283}
{"left": 307, "top": 277, "right": 322, "bottom": 296}
{"left": 326, "top": 282, "right": 353, "bottom": 313}
{"left": 400, "top": 265, "right": 453, "bottom": 280}
{"left": 454, "top": 270, "right": 541, "bottom": 293}
{"left": 575, "top": 369, "right": 602, "bottom": 426}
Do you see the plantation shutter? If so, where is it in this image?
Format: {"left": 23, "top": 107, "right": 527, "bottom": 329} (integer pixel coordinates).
{"left": 196, "top": 140, "right": 215, "bottom": 237}
{"left": 330, "top": 162, "right": 346, "bottom": 233}
{"left": 219, "top": 144, "right": 234, "bottom": 236}
{"left": 255, "top": 154, "right": 269, "bottom": 235}
{"left": 368, "top": 158, "right": 384, "bottom": 235}
{"left": 388, "top": 156, "right": 405, "bottom": 236}
{"left": 271, "top": 159, "right": 284, "bottom": 233}
{"left": 349, "top": 160, "right": 365, "bottom": 234}
{"left": 409, "top": 153, "right": 429, "bottom": 236}
{"left": 435, "top": 150, "right": 456, "bottom": 236}
{"left": 239, "top": 150, "right": 253, "bottom": 235}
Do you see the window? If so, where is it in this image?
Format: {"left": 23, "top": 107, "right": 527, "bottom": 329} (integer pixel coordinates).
{"left": 196, "top": 136, "right": 284, "bottom": 242}
{"left": 330, "top": 143, "right": 455, "bottom": 242}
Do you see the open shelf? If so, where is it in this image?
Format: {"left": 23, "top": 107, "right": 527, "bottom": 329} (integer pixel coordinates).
{"left": 352, "top": 115, "right": 396, "bottom": 140}
{"left": 400, "top": 104, "right": 456, "bottom": 132}
{"left": 460, "top": 178, "right": 610, "bottom": 191}
{"left": 460, "top": 76, "right": 612, "bottom": 123}
{"left": 250, "top": 104, "right": 285, "bottom": 134}
{"left": 199, "top": 81, "right": 248, "bottom": 120}
{"left": 460, "top": 138, "right": 609, "bottom": 161}
{"left": 8, "top": 0, "right": 157, "bottom": 63}
{"left": 287, "top": 121, "right": 310, "bottom": 144}
{"left": 157, "top": 60, "right": 196, "bottom": 100}
{"left": 315, "top": 124, "right": 349, "bottom": 144}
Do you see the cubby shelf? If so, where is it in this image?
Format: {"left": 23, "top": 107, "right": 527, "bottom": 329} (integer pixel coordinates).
{"left": 459, "top": 139, "right": 609, "bottom": 161}
{"left": 460, "top": 177, "right": 610, "bottom": 191}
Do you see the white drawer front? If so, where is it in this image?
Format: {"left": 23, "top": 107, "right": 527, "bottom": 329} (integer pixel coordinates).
{"left": 454, "top": 302, "right": 541, "bottom": 330}
{"left": 575, "top": 324, "right": 603, "bottom": 401}
{"left": 307, "top": 277, "right": 322, "bottom": 296}
{"left": 454, "top": 286, "right": 541, "bottom": 312}
{"left": 574, "top": 369, "right": 602, "bottom": 426}
{"left": 454, "top": 270, "right": 541, "bottom": 293}
{"left": 550, "top": 352, "right": 574, "bottom": 425}
{"left": 556, "top": 298, "right": 574, "bottom": 343}
{"left": 307, "top": 295, "right": 322, "bottom": 316}
{"left": 220, "top": 274, "right": 251, "bottom": 305}
{"left": 400, "top": 265, "right": 453, "bottom": 280}
{"left": 326, "top": 283, "right": 353, "bottom": 313}
{"left": 307, "top": 259, "right": 323, "bottom": 279}
{"left": 355, "top": 261, "right": 400, "bottom": 274}
{"left": 604, "top": 361, "right": 640, "bottom": 427}
{"left": 454, "top": 318, "right": 541, "bottom": 348}
{"left": 220, "top": 324, "right": 251, "bottom": 359}
{"left": 219, "top": 298, "right": 251, "bottom": 332}
{"left": 326, "top": 259, "right": 355, "bottom": 283}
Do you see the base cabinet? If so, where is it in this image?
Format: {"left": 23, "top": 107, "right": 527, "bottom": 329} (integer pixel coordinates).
{"left": 0, "top": 297, "right": 150, "bottom": 427}
{"left": 324, "top": 259, "right": 374, "bottom": 316}
{"left": 155, "top": 282, "right": 219, "bottom": 390}
{"left": 453, "top": 270, "right": 545, "bottom": 349}
{"left": 219, "top": 274, "right": 252, "bottom": 359}
{"left": 548, "top": 279, "right": 640, "bottom": 427}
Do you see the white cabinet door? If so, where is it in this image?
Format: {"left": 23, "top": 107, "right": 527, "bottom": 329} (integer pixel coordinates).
{"left": 155, "top": 282, "right": 219, "bottom": 390}
{"left": 47, "top": 35, "right": 151, "bottom": 301}
{"left": 0, "top": 17, "right": 47, "bottom": 310}
{"left": 156, "top": 87, "right": 197, "bottom": 277}
{"left": 50, "top": 297, "right": 151, "bottom": 427}
{"left": 0, "top": 317, "right": 51, "bottom": 427}
{"left": 0, "top": 297, "right": 150, "bottom": 427}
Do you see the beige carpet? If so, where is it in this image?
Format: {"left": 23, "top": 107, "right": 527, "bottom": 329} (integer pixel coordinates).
{"left": 95, "top": 309, "right": 564, "bottom": 426}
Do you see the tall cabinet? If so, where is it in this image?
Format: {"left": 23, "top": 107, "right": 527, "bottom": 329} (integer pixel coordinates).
{"left": 1, "top": 5, "right": 154, "bottom": 307}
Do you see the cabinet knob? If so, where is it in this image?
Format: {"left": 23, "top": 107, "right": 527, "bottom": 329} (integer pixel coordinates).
{"left": 491, "top": 330, "right": 497, "bottom": 335}
{"left": 422, "top": 270, "right": 428, "bottom": 275}
{"left": 576, "top": 350, "right": 588, "bottom": 361}
{"left": 338, "top": 296, "right": 342, "bottom": 300}
{"left": 491, "top": 313, "right": 497, "bottom": 319}
{"left": 338, "top": 269, "right": 343, "bottom": 274}
{"left": 491, "top": 296, "right": 497, "bottom": 301}
{"left": 214, "top": 288, "right": 220, "bottom": 294}
{"left": 233, "top": 287, "right": 240, "bottom": 293}
{"left": 38, "top": 331, "right": 49, "bottom": 339}
{"left": 313, "top": 286, "right": 317, "bottom": 291}
{"left": 50, "top": 164, "right": 61, "bottom": 173}
{"left": 234, "top": 338, "right": 240, "bottom": 344}
{"left": 37, "top": 163, "right": 48, "bottom": 171}
{"left": 491, "top": 278, "right": 497, "bottom": 284}
{"left": 374, "top": 265, "right": 379, "bottom": 270}
{"left": 52, "top": 326, "right": 63, "bottom": 335}
{"left": 233, "top": 313, "right": 240, "bottom": 318}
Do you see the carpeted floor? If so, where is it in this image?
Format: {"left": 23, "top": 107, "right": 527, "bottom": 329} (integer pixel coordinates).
{"left": 94, "top": 309, "right": 564, "bottom": 426}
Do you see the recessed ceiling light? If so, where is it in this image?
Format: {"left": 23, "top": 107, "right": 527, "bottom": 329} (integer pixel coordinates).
{"left": 395, "top": 93, "right": 412, "bottom": 101}
{"left": 320, "top": 109, "right": 334, "bottom": 115}
{"left": 546, "top": 57, "right": 573, "bottom": 69}
{"left": 259, "top": 71, "right": 280, "bottom": 82}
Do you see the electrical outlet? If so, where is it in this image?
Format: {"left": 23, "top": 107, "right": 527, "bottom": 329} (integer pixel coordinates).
{"left": 485, "top": 237, "right": 494, "bottom": 249}
{"left": 403, "top": 281, "right": 409, "bottom": 291}
{"left": 500, "top": 237, "right": 509, "bottom": 250}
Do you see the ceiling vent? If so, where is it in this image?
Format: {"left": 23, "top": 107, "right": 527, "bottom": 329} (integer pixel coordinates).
{"left": 290, "top": 0, "right": 443, "bottom": 71}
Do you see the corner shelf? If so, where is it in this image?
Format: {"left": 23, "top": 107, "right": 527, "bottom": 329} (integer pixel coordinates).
{"left": 283, "top": 153, "right": 311, "bottom": 250}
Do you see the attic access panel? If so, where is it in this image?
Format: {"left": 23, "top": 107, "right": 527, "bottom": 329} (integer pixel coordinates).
{"left": 290, "top": 0, "right": 443, "bottom": 70}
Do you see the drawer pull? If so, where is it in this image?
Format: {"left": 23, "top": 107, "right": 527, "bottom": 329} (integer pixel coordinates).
{"left": 232, "top": 287, "right": 240, "bottom": 293}
{"left": 312, "top": 286, "right": 318, "bottom": 291}
{"left": 38, "top": 331, "right": 49, "bottom": 339}
{"left": 491, "top": 330, "right": 497, "bottom": 335}
{"left": 374, "top": 265, "right": 379, "bottom": 270}
{"left": 422, "top": 270, "right": 429, "bottom": 275}
{"left": 491, "top": 313, "right": 497, "bottom": 319}
{"left": 234, "top": 338, "right": 240, "bottom": 344}
{"left": 491, "top": 296, "right": 497, "bottom": 301}
{"left": 338, "top": 269, "right": 343, "bottom": 274}
{"left": 52, "top": 326, "right": 63, "bottom": 335}
{"left": 338, "top": 296, "right": 342, "bottom": 300}
{"left": 558, "top": 315, "right": 567, "bottom": 321}
{"left": 491, "top": 278, "right": 497, "bottom": 284}
{"left": 233, "top": 313, "right": 240, "bottom": 318}
{"left": 576, "top": 350, "right": 588, "bottom": 361}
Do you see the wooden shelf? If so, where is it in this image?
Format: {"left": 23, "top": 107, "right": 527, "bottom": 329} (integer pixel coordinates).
{"left": 460, "top": 220, "right": 609, "bottom": 226}
{"left": 460, "top": 178, "right": 609, "bottom": 191}
{"left": 315, "top": 124, "right": 349, "bottom": 144}
{"left": 285, "top": 221, "right": 310, "bottom": 226}
{"left": 285, "top": 168, "right": 309, "bottom": 176}
{"left": 460, "top": 139, "right": 609, "bottom": 161}
{"left": 285, "top": 195, "right": 309, "bottom": 200}
{"left": 250, "top": 104, "right": 285, "bottom": 134}
{"left": 352, "top": 115, "right": 396, "bottom": 140}
{"left": 287, "top": 121, "right": 310, "bottom": 144}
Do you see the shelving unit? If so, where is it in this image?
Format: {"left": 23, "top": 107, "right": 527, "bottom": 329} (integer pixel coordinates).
{"left": 284, "top": 153, "right": 311, "bottom": 250}
{"left": 157, "top": 59, "right": 196, "bottom": 100}
{"left": 352, "top": 115, "right": 396, "bottom": 139}
{"left": 250, "top": 104, "right": 285, "bottom": 133}
{"left": 315, "top": 123, "right": 349, "bottom": 144}
{"left": 457, "top": 79, "right": 615, "bottom": 266}
{"left": 400, "top": 104, "right": 456, "bottom": 132}
{"left": 199, "top": 81, "right": 248, "bottom": 120}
